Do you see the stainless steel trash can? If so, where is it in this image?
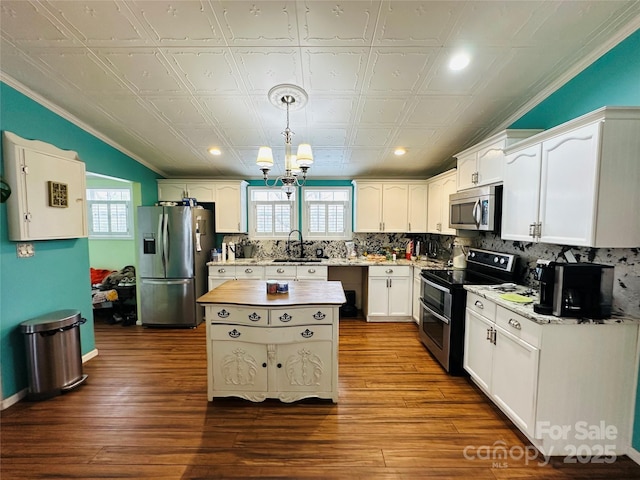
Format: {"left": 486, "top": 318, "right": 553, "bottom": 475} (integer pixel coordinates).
{"left": 20, "top": 309, "right": 88, "bottom": 400}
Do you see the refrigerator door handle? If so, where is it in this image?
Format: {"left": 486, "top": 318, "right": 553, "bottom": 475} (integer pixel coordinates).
{"left": 157, "top": 213, "right": 165, "bottom": 273}
{"left": 142, "top": 279, "right": 191, "bottom": 286}
{"left": 163, "top": 213, "right": 169, "bottom": 272}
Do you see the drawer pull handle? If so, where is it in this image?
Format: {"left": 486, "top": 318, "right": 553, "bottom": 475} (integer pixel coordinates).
{"left": 279, "top": 313, "right": 292, "bottom": 323}
{"left": 217, "top": 309, "right": 230, "bottom": 319}
{"left": 248, "top": 312, "right": 261, "bottom": 322}
{"left": 308, "top": 268, "right": 316, "bottom": 273}
{"left": 508, "top": 318, "right": 522, "bottom": 330}
{"left": 313, "top": 311, "right": 326, "bottom": 320}
{"left": 385, "top": 269, "right": 393, "bottom": 274}
{"left": 218, "top": 268, "right": 226, "bottom": 273}
{"left": 301, "top": 328, "right": 314, "bottom": 338}
{"left": 474, "top": 300, "right": 484, "bottom": 309}
{"left": 228, "top": 329, "right": 240, "bottom": 338}
{"left": 277, "top": 268, "right": 285, "bottom": 273}
{"left": 245, "top": 268, "right": 253, "bottom": 273}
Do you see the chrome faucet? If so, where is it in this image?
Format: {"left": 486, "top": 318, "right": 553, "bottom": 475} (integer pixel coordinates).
{"left": 287, "top": 229, "right": 304, "bottom": 258}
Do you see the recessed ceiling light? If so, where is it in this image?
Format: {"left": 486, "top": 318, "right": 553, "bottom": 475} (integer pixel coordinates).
{"left": 208, "top": 147, "right": 221, "bottom": 156}
{"left": 449, "top": 52, "right": 470, "bottom": 71}
{"left": 394, "top": 148, "right": 406, "bottom": 156}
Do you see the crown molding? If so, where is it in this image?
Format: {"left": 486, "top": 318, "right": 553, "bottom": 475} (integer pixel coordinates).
{"left": 0, "top": 72, "right": 167, "bottom": 177}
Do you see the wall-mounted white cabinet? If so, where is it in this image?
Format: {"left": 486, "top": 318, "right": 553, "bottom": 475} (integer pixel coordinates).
{"left": 158, "top": 179, "right": 248, "bottom": 233}
{"left": 352, "top": 180, "right": 428, "bottom": 233}
{"left": 455, "top": 130, "right": 541, "bottom": 191}
{"left": 502, "top": 107, "right": 640, "bottom": 247}
{"left": 3, "top": 131, "right": 87, "bottom": 241}
{"left": 426, "top": 169, "right": 456, "bottom": 235}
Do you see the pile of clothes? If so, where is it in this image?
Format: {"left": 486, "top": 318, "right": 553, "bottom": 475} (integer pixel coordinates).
{"left": 93, "top": 265, "right": 136, "bottom": 290}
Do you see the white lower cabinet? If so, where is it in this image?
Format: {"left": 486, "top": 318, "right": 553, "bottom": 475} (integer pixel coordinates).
{"left": 208, "top": 265, "right": 265, "bottom": 290}
{"left": 366, "top": 266, "right": 412, "bottom": 322}
{"left": 205, "top": 305, "right": 338, "bottom": 403}
{"left": 464, "top": 292, "right": 638, "bottom": 455}
{"left": 295, "top": 265, "right": 328, "bottom": 281}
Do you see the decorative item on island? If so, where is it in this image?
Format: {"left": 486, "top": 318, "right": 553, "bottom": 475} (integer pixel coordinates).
{"left": 197, "top": 280, "right": 346, "bottom": 403}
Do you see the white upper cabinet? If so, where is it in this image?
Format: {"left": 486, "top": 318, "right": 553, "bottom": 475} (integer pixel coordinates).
{"left": 157, "top": 180, "right": 215, "bottom": 202}
{"left": 426, "top": 170, "right": 456, "bottom": 235}
{"left": 501, "top": 107, "right": 640, "bottom": 247}
{"left": 455, "top": 130, "right": 541, "bottom": 191}
{"left": 3, "top": 131, "right": 87, "bottom": 241}
{"left": 407, "top": 183, "right": 428, "bottom": 233}
{"left": 352, "top": 181, "right": 410, "bottom": 233}
{"left": 158, "top": 179, "right": 247, "bottom": 233}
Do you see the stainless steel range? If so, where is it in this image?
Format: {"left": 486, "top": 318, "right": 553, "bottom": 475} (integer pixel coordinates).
{"left": 419, "top": 248, "right": 519, "bottom": 375}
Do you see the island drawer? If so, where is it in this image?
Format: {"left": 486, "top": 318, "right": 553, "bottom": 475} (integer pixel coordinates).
{"left": 466, "top": 292, "right": 496, "bottom": 320}
{"left": 270, "top": 307, "right": 334, "bottom": 325}
{"left": 236, "top": 266, "right": 264, "bottom": 279}
{"left": 210, "top": 324, "right": 333, "bottom": 344}
{"left": 205, "top": 305, "right": 269, "bottom": 326}
{"left": 496, "top": 306, "right": 541, "bottom": 347}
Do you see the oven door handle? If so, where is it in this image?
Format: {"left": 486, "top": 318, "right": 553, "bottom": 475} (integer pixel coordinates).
{"left": 420, "top": 298, "right": 450, "bottom": 325}
{"left": 420, "top": 276, "right": 451, "bottom": 294}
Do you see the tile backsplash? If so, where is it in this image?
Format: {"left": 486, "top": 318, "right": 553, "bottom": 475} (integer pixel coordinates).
{"left": 221, "top": 232, "right": 639, "bottom": 318}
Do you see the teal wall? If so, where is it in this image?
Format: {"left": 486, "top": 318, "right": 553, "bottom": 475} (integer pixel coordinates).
{"left": 508, "top": 29, "right": 640, "bottom": 452}
{"left": 511, "top": 29, "right": 640, "bottom": 129}
{"left": 0, "top": 82, "right": 161, "bottom": 400}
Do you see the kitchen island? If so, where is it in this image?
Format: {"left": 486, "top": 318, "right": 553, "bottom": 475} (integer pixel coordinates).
{"left": 197, "top": 280, "right": 346, "bottom": 403}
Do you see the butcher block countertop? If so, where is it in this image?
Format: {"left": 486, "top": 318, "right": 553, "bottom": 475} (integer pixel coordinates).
{"left": 197, "top": 280, "right": 347, "bottom": 307}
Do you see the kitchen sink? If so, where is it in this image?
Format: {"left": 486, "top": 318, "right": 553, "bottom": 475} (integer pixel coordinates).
{"left": 273, "top": 258, "right": 323, "bottom": 263}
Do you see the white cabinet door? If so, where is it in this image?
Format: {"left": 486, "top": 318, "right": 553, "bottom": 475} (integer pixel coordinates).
{"left": 491, "top": 326, "right": 540, "bottom": 437}
{"left": 440, "top": 173, "right": 457, "bottom": 235}
{"left": 157, "top": 181, "right": 186, "bottom": 201}
{"left": 354, "top": 183, "right": 383, "bottom": 232}
{"left": 367, "top": 277, "right": 390, "bottom": 317}
{"left": 407, "top": 183, "right": 428, "bottom": 233}
{"left": 426, "top": 180, "right": 443, "bottom": 234}
{"left": 538, "top": 122, "right": 600, "bottom": 246}
{"left": 215, "top": 182, "right": 247, "bottom": 233}
{"left": 388, "top": 275, "right": 412, "bottom": 316}
{"left": 501, "top": 144, "right": 542, "bottom": 242}
{"left": 187, "top": 183, "right": 215, "bottom": 202}
{"left": 382, "top": 184, "right": 408, "bottom": 232}
{"left": 463, "top": 309, "right": 494, "bottom": 393}
{"left": 276, "top": 339, "right": 333, "bottom": 393}
{"left": 476, "top": 140, "right": 505, "bottom": 186}
{"left": 456, "top": 152, "right": 478, "bottom": 191}
{"left": 209, "top": 337, "right": 268, "bottom": 393}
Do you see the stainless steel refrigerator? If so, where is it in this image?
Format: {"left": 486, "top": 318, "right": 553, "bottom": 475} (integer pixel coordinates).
{"left": 137, "top": 206, "right": 214, "bottom": 327}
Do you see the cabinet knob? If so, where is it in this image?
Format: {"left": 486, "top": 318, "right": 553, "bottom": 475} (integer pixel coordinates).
{"left": 308, "top": 268, "right": 316, "bottom": 274}
{"left": 474, "top": 300, "right": 484, "bottom": 309}
{"left": 218, "top": 268, "right": 226, "bottom": 273}
{"left": 277, "top": 363, "right": 282, "bottom": 369}
{"left": 277, "top": 268, "right": 284, "bottom": 273}
{"left": 262, "top": 362, "right": 267, "bottom": 368}
{"left": 245, "top": 268, "right": 253, "bottom": 273}
{"left": 508, "top": 318, "right": 522, "bottom": 330}
{"left": 385, "top": 269, "right": 393, "bottom": 274}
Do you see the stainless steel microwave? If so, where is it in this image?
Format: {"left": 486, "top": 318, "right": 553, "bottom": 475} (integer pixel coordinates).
{"left": 449, "top": 185, "right": 500, "bottom": 231}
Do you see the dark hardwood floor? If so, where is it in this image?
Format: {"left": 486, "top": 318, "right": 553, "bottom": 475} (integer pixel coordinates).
{"left": 2, "top": 315, "right": 640, "bottom": 479}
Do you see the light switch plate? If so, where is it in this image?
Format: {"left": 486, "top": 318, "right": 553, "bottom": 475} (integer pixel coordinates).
{"left": 17, "top": 243, "right": 34, "bottom": 258}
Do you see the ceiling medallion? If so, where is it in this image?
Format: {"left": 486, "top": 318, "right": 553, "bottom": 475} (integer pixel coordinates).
{"left": 256, "top": 84, "right": 313, "bottom": 200}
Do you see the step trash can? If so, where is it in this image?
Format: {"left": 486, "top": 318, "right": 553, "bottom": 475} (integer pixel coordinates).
{"left": 20, "top": 309, "right": 88, "bottom": 400}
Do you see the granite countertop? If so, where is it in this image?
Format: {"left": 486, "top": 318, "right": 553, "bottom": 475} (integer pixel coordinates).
{"left": 464, "top": 284, "right": 640, "bottom": 325}
{"left": 207, "top": 257, "right": 448, "bottom": 269}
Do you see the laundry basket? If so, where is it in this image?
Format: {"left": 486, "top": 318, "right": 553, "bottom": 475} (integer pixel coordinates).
{"left": 20, "top": 309, "right": 88, "bottom": 400}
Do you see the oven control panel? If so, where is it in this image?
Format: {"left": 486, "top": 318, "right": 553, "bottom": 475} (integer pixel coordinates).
{"left": 467, "top": 248, "right": 516, "bottom": 273}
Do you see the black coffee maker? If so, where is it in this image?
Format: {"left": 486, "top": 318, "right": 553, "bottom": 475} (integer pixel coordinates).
{"left": 552, "top": 263, "right": 614, "bottom": 319}
{"left": 533, "top": 259, "right": 556, "bottom": 315}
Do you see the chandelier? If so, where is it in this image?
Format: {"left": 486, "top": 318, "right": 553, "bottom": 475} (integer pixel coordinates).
{"left": 256, "top": 84, "right": 313, "bottom": 199}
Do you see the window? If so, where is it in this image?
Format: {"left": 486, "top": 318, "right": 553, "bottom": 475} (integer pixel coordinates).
{"left": 86, "top": 187, "right": 133, "bottom": 239}
{"left": 302, "top": 187, "right": 352, "bottom": 239}
{"left": 248, "top": 187, "right": 297, "bottom": 239}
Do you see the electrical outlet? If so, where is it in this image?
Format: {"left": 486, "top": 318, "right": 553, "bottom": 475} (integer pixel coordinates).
{"left": 16, "top": 243, "right": 34, "bottom": 258}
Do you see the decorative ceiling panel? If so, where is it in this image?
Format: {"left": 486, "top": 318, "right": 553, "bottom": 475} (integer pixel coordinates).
{"left": 0, "top": 0, "right": 637, "bottom": 179}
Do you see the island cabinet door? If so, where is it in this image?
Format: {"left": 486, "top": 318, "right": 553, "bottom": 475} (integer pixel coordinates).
{"left": 210, "top": 325, "right": 268, "bottom": 392}
{"left": 274, "top": 329, "right": 333, "bottom": 393}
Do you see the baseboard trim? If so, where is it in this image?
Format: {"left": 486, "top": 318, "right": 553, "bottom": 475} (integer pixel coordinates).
{"left": 1, "top": 389, "right": 27, "bottom": 411}
{"left": 83, "top": 348, "right": 99, "bottom": 363}
{"left": 627, "top": 447, "right": 640, "bottom": 465}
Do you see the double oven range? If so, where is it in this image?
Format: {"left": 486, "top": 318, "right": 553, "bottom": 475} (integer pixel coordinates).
{"left": 419, "top": 248, "right": 519, "bottom": 375}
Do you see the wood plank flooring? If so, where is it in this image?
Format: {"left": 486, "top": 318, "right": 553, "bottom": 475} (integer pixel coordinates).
{"left": 2, "top": 317, "right": 640, "bottom": 479}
